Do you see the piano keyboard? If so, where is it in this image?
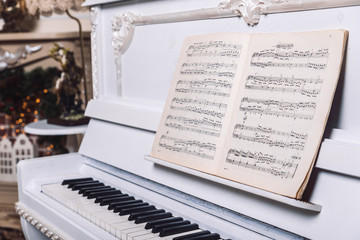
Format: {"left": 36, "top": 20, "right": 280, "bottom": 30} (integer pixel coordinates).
{"left": 42, "top": 177, "right": 225, "bottom": 240}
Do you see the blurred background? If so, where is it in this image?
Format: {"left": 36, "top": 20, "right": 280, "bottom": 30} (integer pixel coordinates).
{"left": 0, "top": 0, "right": 92, "bottom": 238}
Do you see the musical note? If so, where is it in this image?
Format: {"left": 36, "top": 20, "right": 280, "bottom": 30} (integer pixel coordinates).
{"left": 250, "top": 46, "right": 329, "bottom": 70}
{"left": 245, "top": 74, "right": 323, "bottom": 97}
{"left": 180, "top": 69, "right": 235, "bottom": 78}
{"left": 186, "top": 41, "right": 242, "bottom": 58}
{"left": 170, "top": 97, "right": 227, "bottom": 119}
{"left": 232, "top": 134, "right": 306, "bottom": 150}
{"left": 251, "top": 48, "right": 329, "bottom": 59}
{"left": 171, "top": 97, "right": 227, "bottom": 109}
{"left": 175, "top": 79, "right": 232, "bottom": 97}
{"left": 233, "top": 124, "right": 308, "bottom": 140}
{"left": 239, "top": 97, "right": 316, "bottom": 120}
{"left": 165, "top": 115, "right": 222, "bottom": 137}
{"left": 159, "top": 135, "right": 216, "bottom": 160}
{"left": 225, "top": 149, "right": 299, "bottom": 179}
{"left": 250, "top": 61, "right": 327, "bottom": 70}
{"left": 181, "top": 62, "right": 237, "bottom": 70}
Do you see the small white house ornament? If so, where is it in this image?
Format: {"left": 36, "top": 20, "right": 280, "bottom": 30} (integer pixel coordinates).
{"left": 0, "top": 134, "right": 34, "bottom": 182}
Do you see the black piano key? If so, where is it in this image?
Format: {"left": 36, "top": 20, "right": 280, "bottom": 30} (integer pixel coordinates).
{"left": 87, "top": 190, "right": 122, "bottom": 199}
{"left": 97, "top": 194, "right": 132, "bottom": 205}
{"left": 82, "top": 187, "right": 115, "bottom": 196}
{"left": 79, "top": 185, "right": 112, "bottom": 194}
{"left": 172, "top": 230, "right": 211, "bottom": 240}
{"left": 120, "top": 205, "right": 156, "bottom": 216}
{"left": 109, "top": 199, "right": 143, "bottom": 210}
{"left": 135, "top": 211, "right": 172, "bottom": 224}
{"left": 152, "top": 220, "right": 190, "bottom": 233}
{"left": 145, "top": 216, "right": 183, "bottom": 230}
{"left": 113, "top": 202, "right": 147, "bottom": 212}
{"left": 189, "top": 233, "right": 221, "bottom": 240}
{"left": 67, "top": 180, "right": 99, "bottom": 188}
{"left": 71, "top": 182, "right": 104, "bottom": 190}
{"left": 159, "top": 223, "right": 199, "bottom": 237}
{"left": 62, "top": 177, "right": 93, "bottom": 185}
{"left": 60, "top": 178, "right": 225, "bottom": 240}
{"left": 128, "top": 209, "right": 165, "bottom": 221}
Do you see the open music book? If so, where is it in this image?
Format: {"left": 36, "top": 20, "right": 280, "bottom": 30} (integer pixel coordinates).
{"left": 151, "top": 29, "right": 347, "bottom": 199}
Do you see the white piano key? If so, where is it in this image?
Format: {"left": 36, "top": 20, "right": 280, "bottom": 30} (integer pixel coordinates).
{"left": 120, "top": 223, "right": 146, "bottom": 239}
{"left": 112, "top": 220, "right": 139, "bottom": 235}
{"left": 42, "top": 182, "right": 217, "bottom": 240}
{"left": 132, "top": 232, "right": 159, "bottom": 240}
{"left": 43, "top": 183, "right": 126, "bottom": 233}
{"left": 127, "top": 229, "right": 153, "bottom": 240}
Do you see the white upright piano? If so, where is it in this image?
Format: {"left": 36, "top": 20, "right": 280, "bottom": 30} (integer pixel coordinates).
{"left": 16, "top": 0, "right": 360, "bottom": 239}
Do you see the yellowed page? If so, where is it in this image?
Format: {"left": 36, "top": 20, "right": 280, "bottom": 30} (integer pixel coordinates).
{"left": 217, "top": 29, "right": 346, "bottom": 198}
{"left": 151, "top": 33, "right": 250, "bottom": 174}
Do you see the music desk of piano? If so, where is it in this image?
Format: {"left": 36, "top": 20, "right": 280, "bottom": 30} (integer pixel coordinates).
{"left": 16, "top": 1, "right": 360, "bottom": 239}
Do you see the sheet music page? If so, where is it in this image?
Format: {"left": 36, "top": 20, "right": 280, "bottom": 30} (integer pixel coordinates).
{"left": 151, "top": 33, "right": 250, "bottom": 173}
{"left": 217, "top": 30, "right": 346, "bottom": 198}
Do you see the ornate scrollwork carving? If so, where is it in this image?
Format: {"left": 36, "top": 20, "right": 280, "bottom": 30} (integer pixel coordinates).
{"left": 112, "top": 11, "right": 138, "bottom": 56}
{"left": 111, "top": 11, "right": 139, "bottom": 96}
{"left": 219, "top": 0, "right": 266, "bottom": 26}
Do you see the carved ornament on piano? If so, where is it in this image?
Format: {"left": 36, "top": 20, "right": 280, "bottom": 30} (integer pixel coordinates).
{"left": 15, "top": 203, "right": 64, "bottom": 240}
{"left": 110, "top": 0, "right": 360, "bottom": 56}
{"left": 109, "top": 0, "right": 359, "bottom": 96}
{"left": 218, "top": 0, "right": 265, "bottom": 26}
{"left": 111, "top": 0, "right": 265, "bottom": 56}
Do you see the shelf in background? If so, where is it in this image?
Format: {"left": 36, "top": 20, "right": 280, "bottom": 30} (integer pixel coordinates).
{"left": 24, "top": 119, "right": 87, "bottom": 136}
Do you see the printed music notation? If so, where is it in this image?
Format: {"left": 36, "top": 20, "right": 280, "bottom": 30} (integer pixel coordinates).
{"left": 245, "top": 74, "right": 323, "bottom": 97}
{"left": 239, "top": 97, "right": 316, "bottom": 120}
{"left": 250, "top": 45, "right": 329, "bottom": 70}
{"left": 180, "top": 62, "right": 236, "bottom": 78}
{"left": 234, "top": 124, "right": 308, "bottom": 140}
{"left": 232, "top": 124, "right": 307, "bottom": 150}
{"left": 153, "top": 37, "right": 242, "bottom": 161}
{"left": 151, "top": 30, "right": 346, "bottom": 199}
{"left": 175, "top": 79, "right": 232, "bottom": 97}
{"left": 225, "top": 149, "right": 299, "bottom": 179}
{"left": 251, "top": 48, "right": 329, "bottom": 59}
{"left": 250, "top": 62, "right": 326, "bottom": 70}
{"left": 165, "top": 115, "right": 222, "bottom": 137}
{"left": 170, "top": 97, "right": 227, "bottom": 119}
{"left": 181, "top": 62, "right": 238, "bottom": 71}
{"left": 186, "top": 41, "right": 242, "bottom": 58}
{"left": 159, "top": 135, "right": 216, "bottom": 160}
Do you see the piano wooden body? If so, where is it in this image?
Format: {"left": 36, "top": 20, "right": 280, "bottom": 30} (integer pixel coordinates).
{"left": 16, "top": 0, "right": 360, "bottom": 239}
